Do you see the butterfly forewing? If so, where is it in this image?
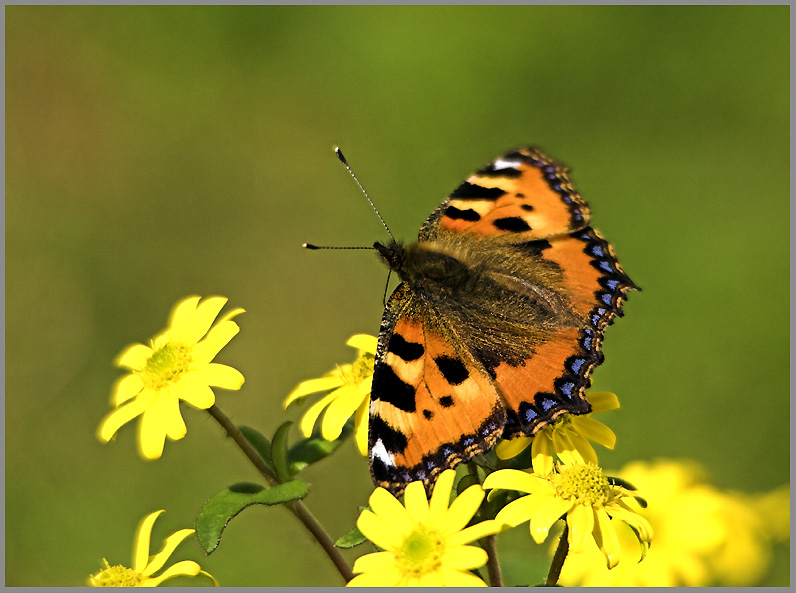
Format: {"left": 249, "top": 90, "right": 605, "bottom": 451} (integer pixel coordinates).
{"left": 420, "top": 147, "right": 591, "bottom": 243}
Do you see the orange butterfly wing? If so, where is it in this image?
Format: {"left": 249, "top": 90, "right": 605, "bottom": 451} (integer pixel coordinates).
{"left": 369, "top": 284, "right": 505, "bottom": 491}
{"left": 420, "top": 147, "right": 590, "bottom": 242}
{"left": 369, "top": 147, "right": 637, "bottom": 494}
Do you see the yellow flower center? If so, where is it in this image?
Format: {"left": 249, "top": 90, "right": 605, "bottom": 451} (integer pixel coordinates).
{"left": 397, "top": 528, "right": 444, "bottom": 576}
{"left": 89, "top": 560, "right": 144, "bottom": 587}
{"left": 142, "top": 341, "right": 191, "bottom": 390}
{"left": 553, "top": 464, "right": 611, "bottom": 507}
{"left": 351, "top": 351, "right": 375, "bottom": 382}
{"left": 340, "top": 351, "right": 375, "bottom": 386}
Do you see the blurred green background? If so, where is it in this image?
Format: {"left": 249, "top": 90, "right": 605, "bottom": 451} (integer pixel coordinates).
{"left": 6, "top": 6, "right": 788, "bottom": 587}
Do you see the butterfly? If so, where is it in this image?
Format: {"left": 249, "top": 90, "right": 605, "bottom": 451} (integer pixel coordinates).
{"left": 367, "top": 147, "right": 638, "bottom": 495}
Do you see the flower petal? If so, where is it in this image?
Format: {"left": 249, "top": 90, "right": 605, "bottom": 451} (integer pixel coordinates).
{"left": 370, "top": 485, "right": 415, "bottom": 533}
{"left": 321, "top": 384, "right": 367, "bottom": 442}
{"left": 175, "top": 375, "right": 216, "bottom": 409}
{"left": 587, "top": 391, "right": 620, "bottom": 413}
{"left": 347, "top": 564, "right": 402, "bottom": 587}
{"left": 97, "top": 396, "right": 151, "bottom": 442}
{"left": 353, "top": 391, "right": 369, "bottom": 457}
{"left": 567, "top": 504, "right": 595, "bottom": 554}
{"left": 182, "top": 296, "right": 227, "bottom": 344}
{"left": 144, "top": 560, "right": 201, "bottom": 586}
{"left": 558, "top": 430, "right": 597, "bottom": 466}
{"left": 495, "top": 436, "right": 532, "bottom": 460}
{"left": 530, "top": 497, "right": 572, "bottom": 544}
{"left": 443, "top": 485, "right": 484, "bottom": 535}
{"left": 111, "top": 373, "right": 145, "bottom": 406}
{"left": 350, "top": 551, "right": 396, "bottom": 574}
{"left": 134, "top": 510, "right": 164, "bottom": 572}
{"left": 449, "top": 519, "right": 503, "bottom": 545}
{"left": 438, "top": 565, "right": 488, "bottom": 587}
{"left": 404, "top": 479, "right": 430, "bottom": 524}
{"left": 571, "top": 416, "right": 616, "bottom": 449}
{"left": 167, "top": 296, "right": 203, "bottom": 341}
{"left": 283, "top": 374, "right": 343, "bottom": 408}
{"left": 192, "top": 319, "right": 240, "bottom": 362}
{"left": 139, "top": 402, "right": 168, "bottom": 459}
{"left": 346, "top": 334, "right": 378, "bottom": 353}
{"left": 298, "top": 390, "right": 339, "bottom": 438}
{"left": 142, "top": 528, "right": 196, "bottom": 576}
{"left": 356, "top": 509, "right": 403, "bottom": 551}
{"left": 441, "top": 544, "right": 487, "bottom": 570}
{"left": 483, "top": 469, "right": 544, "bottom": 494}
{"left": 429, "top": 470, "right": 456, "bottom": 518}
{"left": 606, "top": 503, "right": 654, "bottom": 544}
{"left": 191, "top": 363, "right": 244, "bottom": 391}
{"left": 593, "top": 507, "right": 621, "bottom": 568}
{"left": 115, "top": 344, "right": 152, "bottom": 370}
{"left": 531, "top": 432, "right": 554, "bottom": 475}
{"left": 494, "top": 495, "right": 548, "bottom": 529}
{"left": 162, "top": 388, "right": 187, "bottom": 440}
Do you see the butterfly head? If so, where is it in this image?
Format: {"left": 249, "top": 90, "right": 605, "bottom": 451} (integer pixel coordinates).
{"left": 374, "top": 240, "right": 406, "bottom": 274}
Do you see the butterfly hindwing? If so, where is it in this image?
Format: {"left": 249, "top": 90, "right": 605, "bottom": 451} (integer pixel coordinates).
{"left": 369, "top": 284, "right": 506, "bottom": 493}
{"left": 473, "top": 229, "right": 637, "bottom": 437}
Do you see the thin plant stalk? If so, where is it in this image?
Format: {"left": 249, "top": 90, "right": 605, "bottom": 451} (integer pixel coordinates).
{"left": 207, "top": 404, "right": 354, "bottom": 583}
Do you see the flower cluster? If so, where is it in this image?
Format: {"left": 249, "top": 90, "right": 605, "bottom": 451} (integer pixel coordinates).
{"left": 558, "top": 459, "right": 790, "bottom": 586}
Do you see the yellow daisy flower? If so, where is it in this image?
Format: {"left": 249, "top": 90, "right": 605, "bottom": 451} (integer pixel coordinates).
{"left": 89, "top": 510, "right": 217, "bottom": 587}
{"left": 496, "top": 392, "right": 619, "bottom": 475}
{"left": 98, "top": 296, "right": 245, "bottom": 459}
{"left": 558, "top": 459, "right": 789, "bottom": 587}
{"left": 348, "top": 469, "right": 502, "bottom": 587}
{"left": 283, "top": 334, "right": 376, "bottom": 456}
{"left": 483, "top": 464, "right": 652, "bottom": 570}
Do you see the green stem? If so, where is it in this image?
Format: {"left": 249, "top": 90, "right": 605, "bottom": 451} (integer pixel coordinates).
{"left": 466, "top": 461, "right": 502, "bottom": 586}
{"left": 483, "top": 534, "right": 503, "bottom": 587}
{"left": 545, "top": 523, "right": 569, "bottom": 586}
{"left": 207, "top": 405, "right": 354, "bottom": 583}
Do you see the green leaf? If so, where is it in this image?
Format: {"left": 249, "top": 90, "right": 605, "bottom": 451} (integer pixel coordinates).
{"left": 270, "top": 421, "right": 293, "bottom": 482}
{"left": 456, "top": 473, "right": 481, "bottom": 495}
{"left": 196, "top": 480, "right": 309, "bottom": 554}
{"left": 334, "top": 524, "right": 367, "bottom": 548}
{"left": 238, "top": 425, "right": 275, "bottom": 474}
{"left": 288, "top": 436, "right": 344, "bottom": 475}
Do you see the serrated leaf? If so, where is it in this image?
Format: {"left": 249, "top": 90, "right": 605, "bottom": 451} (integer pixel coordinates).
{"left": 335, "top": 525, "right": 367, "bottom": 548}
{"left": 196, "top": 480, "right": 309, "bottom": 554}
{"left": 238, "top": 425, "right": 275, "bottom": 474}
{"left": 270, "top": 421, "right": 293, "bottom": 482}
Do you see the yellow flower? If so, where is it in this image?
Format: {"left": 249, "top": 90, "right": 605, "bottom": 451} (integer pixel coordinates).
{"left": 558, "top": 459, "right": 789, "bottom": 586}
{"left": 483, "top": 464, "right": 652, "bottom": 570}
{"left": 496, "top": 392, "right": 619, "bottom": 475}
{"left": 89, "top": 510, "right": 217, "bottom": 587}
{"left": 284, "top": 334, "right": 376, "bottom": 456}
{"left": 348, "top": 469, "right": 502, "bottom": 587}
{"left": 98, "top": 296, "right": 245, "bottom": 459}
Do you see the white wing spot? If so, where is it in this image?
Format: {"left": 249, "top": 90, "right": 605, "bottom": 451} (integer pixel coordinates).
{"left": 371, "top": 439, "right": 395, "bottom": 467}
{"left": 493, "top": 158, "right": 523, "bottom": 170}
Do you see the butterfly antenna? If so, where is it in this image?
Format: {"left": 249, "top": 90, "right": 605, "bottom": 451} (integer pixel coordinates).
{"left": 302, "top": 243, "right": 373, "bottom": 250}
{"left": 335, "top": 146, "right": 396, "bottom": 242}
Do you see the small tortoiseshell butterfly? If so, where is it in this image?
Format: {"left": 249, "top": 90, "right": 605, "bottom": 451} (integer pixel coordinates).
{"left": 367, "top": 147, "right": 637, "bottom": 495}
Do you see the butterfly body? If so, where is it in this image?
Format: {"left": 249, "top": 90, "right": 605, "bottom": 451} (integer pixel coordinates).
{"left": 367, "top": 148, "right": 638, "bottom": 494}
